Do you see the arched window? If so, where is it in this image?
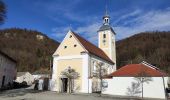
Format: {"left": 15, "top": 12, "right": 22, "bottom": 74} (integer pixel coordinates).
{"left": 105, "top": 19, "right": 107, "bottom": 23}
{"left": 103, "top": 34, "right": 106, "bottom": 38}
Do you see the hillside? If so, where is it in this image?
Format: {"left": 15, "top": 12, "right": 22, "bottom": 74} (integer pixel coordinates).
{"left": 0, "top": 28, "right": 59, "bottom": 72}
{"left": 0, "top": 28, "right": 170, "bottom": 74}
{"left": 116, "top": 31, "right": 170, "bottom": 74}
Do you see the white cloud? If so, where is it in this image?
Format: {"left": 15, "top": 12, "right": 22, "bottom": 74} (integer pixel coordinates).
{"left": 51, "top": 7, "right": 170, "bottom": 45}
{"left": 75, "top": 22, "right": 101, "bottom": 45}
{"left": 76, "top": 23, "right": 100, "bottom": 36}
{"left": 114, "top": 9, "right": 142, "bottom": 24}
{"left": 115, "top": 8, "right": 170, "bottom": 40}
{"left": 80, "top": 8, "right": 170, "bottom": 43}
{"left": 74, "top": 8, "right": 170, "bottom": 44}
{"left": 50, "top": 27, "right": 70, "bottom": 41}
{"left": 50, "top": 22, "right": 101, "bottom": 44}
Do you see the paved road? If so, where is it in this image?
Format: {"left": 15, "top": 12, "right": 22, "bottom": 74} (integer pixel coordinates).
{"left": 0, "top": 88, "right": 163, "bottom": 100}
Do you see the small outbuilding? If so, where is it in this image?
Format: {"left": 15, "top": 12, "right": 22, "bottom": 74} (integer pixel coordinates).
{"left": 0, "top": 51, "right": 17, "bottom": 90}
{"left": 103, "top": 61, "right": 168, "bottom": 99}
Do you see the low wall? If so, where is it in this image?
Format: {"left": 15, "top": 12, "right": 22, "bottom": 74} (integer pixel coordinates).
{"left": 102, "top": 77, "right": 168, "bottom": 99}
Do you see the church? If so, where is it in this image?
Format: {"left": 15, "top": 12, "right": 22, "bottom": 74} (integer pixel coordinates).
{"left": 51, "top": 12, "right": 116, "bottom": 93}
{"left": 51, "top": 10, "right": 169, "bottom": 99}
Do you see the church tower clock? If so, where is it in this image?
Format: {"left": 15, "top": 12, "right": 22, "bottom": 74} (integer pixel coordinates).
{"left": 98, "top": 11, "right": 116, "bottom": 66}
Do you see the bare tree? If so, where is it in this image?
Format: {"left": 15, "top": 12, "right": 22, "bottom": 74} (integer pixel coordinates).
{"left": 0, "top": 0, "right": 6, "bottom": 25}
{"left": 126, "top": 82, "right": 141, "bottom": 96}
{"left": 134, "top": 77, "right": 152, "bottom": 99}
{"left": 92, "top": 62, "right": 108, "bottom": 96}
{"left": 135, "top": 68, "right": 152, "bottom": 98}
{"left": 61, "top": 67, "right": 79, "bottom": 93}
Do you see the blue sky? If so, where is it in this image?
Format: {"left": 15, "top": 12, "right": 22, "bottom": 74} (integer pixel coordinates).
{"left": 1, "top": 0, "right": 170, "bottom": 45}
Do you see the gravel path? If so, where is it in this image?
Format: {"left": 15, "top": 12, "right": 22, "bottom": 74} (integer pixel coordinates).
{"left": 0, "top": 88, "right": 120, "bottom": 100}
{"left": 0, "top": 88, "right": 163, "bottom": 100}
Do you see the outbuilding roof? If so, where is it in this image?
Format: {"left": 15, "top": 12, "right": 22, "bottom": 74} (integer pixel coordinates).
{"left": 108, "top": 63, "right": 167, "bottom": 77}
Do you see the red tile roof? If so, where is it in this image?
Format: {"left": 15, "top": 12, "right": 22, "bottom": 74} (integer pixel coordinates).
{"left": 108, "top": 64, "right": 167, "bottom": 77}
{"left": 72, "top": 32, "right": 114, "bottom": 64}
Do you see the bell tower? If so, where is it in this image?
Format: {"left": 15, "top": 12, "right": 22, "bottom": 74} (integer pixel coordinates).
{"left": 98, "top": 9, "right": 116, "bottom": 66}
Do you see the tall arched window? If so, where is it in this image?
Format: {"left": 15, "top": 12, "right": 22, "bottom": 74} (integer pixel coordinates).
{"left": 106, "top": 19, "right": 108, "bottom": 23}
{"left": 103, "top": 34, "right": 106, "bottom": 38}
{"left": 105, "top": 19, "right": 107, "bottom": 23}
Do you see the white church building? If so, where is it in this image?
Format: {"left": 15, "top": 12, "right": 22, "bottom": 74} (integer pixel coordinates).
{"left": 51, "top": 12, "right": 116, "bottom": 93}
{"left": 51, "top": 11, "right": 169, "bottom": 99}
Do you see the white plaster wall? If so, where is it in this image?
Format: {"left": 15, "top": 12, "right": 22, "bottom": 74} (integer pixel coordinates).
{"left": 81, "top": 53, "right": 89, "bottom": 93}
{"left": 103, "top": 77, "right": 133, "bottom": 96}
{"left": 88, "top": 79, "right": 92, "bottom": 93}
{"left": 51, "top": 56, "right": 58, "bottom": 91}
{"left": 143, "top": 77, "right": 167, "bottom": 99}
{"left": 103, "top": 77, "right": 168, "bottom": 99}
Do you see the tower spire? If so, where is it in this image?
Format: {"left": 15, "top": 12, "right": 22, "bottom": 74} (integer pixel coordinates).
{"left": 103, "top": 3, "right": 110, "bottom": 25}
{"left": 105, "top": 3, "right": 108, "bottom": 16}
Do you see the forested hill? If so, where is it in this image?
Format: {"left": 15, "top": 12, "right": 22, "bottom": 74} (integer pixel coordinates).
{"left": 0, "top": 28, "right": 170, "bottom": 74}
{"left": 116, "top": 31, "right": 170, "bottom": 74}
{"left": 0, "top": 28, "right": 59, "bottom": 73}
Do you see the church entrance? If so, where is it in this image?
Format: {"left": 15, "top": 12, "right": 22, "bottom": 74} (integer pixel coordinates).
{"left": 61, "top": 78, "right": 68, "bottom": 92}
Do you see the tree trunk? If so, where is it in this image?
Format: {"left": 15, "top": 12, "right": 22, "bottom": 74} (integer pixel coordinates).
{"left": 142, "top": 78, "right": 143, "bottom": 99}
{"left": 142, "top": 82, "right": 143, "bottom": 99}
{"left": 68, "top": 78, "right": 70, "bottom": 93}
{"left": 68, "top": 78, "right": 72, "bottom": 93}
{"left": 70, "top": 79, "right": 72, "bottom": 93}
{"left": 69, "top": 78, "right": 71, "bottom": 93}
